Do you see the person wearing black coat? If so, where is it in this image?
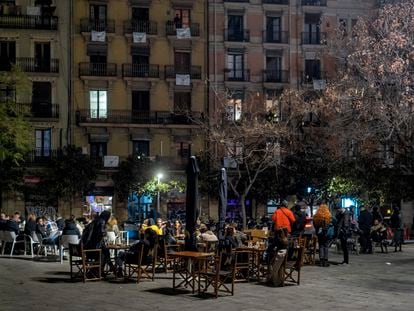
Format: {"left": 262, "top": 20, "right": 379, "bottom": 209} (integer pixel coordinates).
{"left": 390, "top": 207, "right": 403, "bottom": 252}
{"left": 62, "top": 220, "right": 81, "bottom": 238}
{"left": 358, "top": 206, "right": 373, "bottom": 254}
{"left": 24, "top": 214, "right": 37, "bottom": 236}
{"left": 335, "top": 207, "right": 350, "bottom": 264}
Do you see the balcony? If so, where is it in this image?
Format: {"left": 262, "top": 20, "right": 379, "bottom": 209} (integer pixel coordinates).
{"left": 24, "top": 149, "right": 62, "bottom": 166}
{"left": 123, "top": 20, "right": 157, "bottom": 35}
{"left": 76, "top": 109, "right": 204, "bottom": 125}
{"left": 80, "top": 18, "right": 115, "bottom": 33}
{"left": 301, "top": 71, "right": 327, "bottom": 85}
{"left": 263, "top": 0, "right": 289, "bottom": 4}
{"left": 301, "top": 0, "right": 327, "bottom": 6}
{"left": 0, "top": 15, "right": 58, "bottom": 30}
{"left": 224, "top": 69, "right": 250, "bottom": 82}
{"left": 17, "top": 57, "right": 58, "bottom": 73}
{"left": 263, "top": 70, "right": 289, "bottom": 83}
{"left": 164, "top": 65, "right": 202, "bottom": 80}
{"left": 263, "top": 31, "right": 289, "bottom": 44}
{"left": 79, "top": 63, "right": 117, "bottom": 78}
{"left": 16, "top": 102, "right": 59, "bottom": 119}
{"left": 224, "top": 29, "right": 250, "bottom": 42}
{"left": 122, "top": 64, "right": 160, "bottom": 79}
{"left": 301, "top": 32, "right": 327, "bottom": 45}
{"left": 165, "top": 22, "right": 200, "bottom": 37}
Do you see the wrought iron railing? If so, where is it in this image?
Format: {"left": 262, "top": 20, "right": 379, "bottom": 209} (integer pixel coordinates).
{"left": 123, "top": 20, "right": 157, "bottom": 35}
{"left": 263, "top": 70, "right": 289, "bottom": 83}
{"left": 122, "top": 64, "right": 159, "bottom": 78}
{"left": 0, "top": 15, "right": 58, "bottom": 30}
{"left": 165, "top": 22, "right": 200, "bottom": 37}
{"left": 164, "top": 65, "right": 202, "bottom": 79}
{"left": 79, "top": 63, "right": 117, "bottom": 77}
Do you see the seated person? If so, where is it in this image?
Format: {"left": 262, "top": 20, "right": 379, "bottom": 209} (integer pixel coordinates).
{"left": 106, "top": 216, "right": 120, "bottom": 237}
{"left": 156, "top": 218, "right": 167, "bottom": 236}
{"left": 371, "top": 219, "right": 387, "bottom": 243}
{"left": 147, "top": 218, "right": 162, "bottom": 236}
{"left": 6, "top": 212, "right": 21, "bottom": 235}
{"left": 62, "top": 219, "right": 81, "bottom": 238}
{"left": 0, "top": 213, "right": 9, "bottom": 231}
{"left": 197, "top": 223, "right": 218, "bottom": 243}
{"left": 24, "top": 214, "right": 37, "bottom": 236}
{"left": 173, "top": 219, "right": 185, "bottom": 240}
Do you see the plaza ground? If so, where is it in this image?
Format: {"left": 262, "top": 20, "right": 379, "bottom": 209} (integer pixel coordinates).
{"left": 0, "top": 245, "right": 413, "bottom": 311}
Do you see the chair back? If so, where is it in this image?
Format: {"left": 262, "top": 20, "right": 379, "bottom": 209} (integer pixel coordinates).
{"left": 3, "top": 231, "right": 17, "bottom": 242}
{"left": 68, "top": 243, "right": 83, "bottom": 258}
{"left": 106, "top": 231, "right": 117, "bottom": 244}
{"left": 0, "top": 230, "right": 4, "bottom": 242}
{"left": 31, "top": 232, "right": 40, "bottom": 243}
{"left": 61, "top": 235, "right": 79, "bottom": 248}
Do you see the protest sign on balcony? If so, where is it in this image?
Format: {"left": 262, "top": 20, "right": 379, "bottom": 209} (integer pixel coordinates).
{"left": 176, "top": 28, "right": 191, "bottom": 39}
{"left": 133, "top": 32, "right": 147, "bottom": 43}
{"left": 176, "top": 74, "right": 191, "bottom": 86}
{"left": 91, "top": 31, "right": 106, "bottom": 42}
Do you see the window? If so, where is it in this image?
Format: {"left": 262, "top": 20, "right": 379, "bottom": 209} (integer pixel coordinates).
{"left": 90, "top": 142, "right": 107, "bottom": 159}
{"left": 132, "top": 91, "right": 149, "bottom": 111}
{"left": 175, "top": 142, "right": 189, "bottom": 158}
{"left": 0, "top": 41, "right": 16, "bottom": 71}
{"left": 132, "top": 7, "right": 149, "bottom": 21}
{"left": 304, "top": 59, "right": 321, "bottom": 82}
{"left": 90, "top": 55, "right": 107, "bottom": 63}
{"left": 227, "top": 53, "right": 244, "bottom": 80}
{"left": 226, "top": 142, "right": 243, "bottom": 161}
{"left": 35, "top": 129, "right": 51, "bottom": 157}
{"left": 0, "top": 85, "right": 15, "bottom": 102}
{"left": 133, "top": 140, "right": 150, "bottom": 157}
{"left": 265, "top": 90, "right": 282, "bottom": 122}
{"left": 266, "top": 17, "right": 281, "bottom": 43}
{"left": 174, "top": 92, "right": 191, "bottom": 112}
{"left": 32, "top": 82, "right": 52, "bottom": 117}
{"left": 304, "top": 14, "right": 321, "bottom": 44}
{"left": 227, "top": 15, "right": 243, "bottom": 41}
{"left": 174, "top": 52, "right": 191, "bottom": 72}
{"left": 226, "top": 92, "right": 243, "bottom": 121}
{"left": 89, "top": 90, "right": 107, "bottom": 119}
{"left": 90, "top": 4, "right": 106, "bottom": 21}
{"left": 339, "top": 18, "right": 347, "bottom": 36}
{"left": 34, "top": 42, "right": 51, "bottom": 71}
{"left": 174, "top": 9, "right": 191, "bottom": 28}
{"left": 266, "top": 56, "right": 282, "bottom": 81}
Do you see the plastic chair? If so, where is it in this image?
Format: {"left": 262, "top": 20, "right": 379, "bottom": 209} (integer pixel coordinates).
{"left": 60, "top": 235, "right": 80, "bottom": 264}
{"left": 25, "top": 232, "right": 40, "bottom": 258}
{"left": 1, "top": 231, "right": 26, "bottom": 256}
{"left": 106, "top": 231, "right": 117, "bottom": 245}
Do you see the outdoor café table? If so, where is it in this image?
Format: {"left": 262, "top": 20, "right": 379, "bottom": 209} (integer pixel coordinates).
{"left": 236, "top": 246, "right": 266, "bottom": 281}
{"left": 170, "top": 251, "right": 213, "bottom": 294}
{"left": 107, "top": 244, "right": 129, "bottom": 278}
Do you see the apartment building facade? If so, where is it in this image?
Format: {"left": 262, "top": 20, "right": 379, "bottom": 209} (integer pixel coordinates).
{"left": 72, "top": 0, "right": 207, "bottom": 218}
{"left": 0, "top": 0, "right": 70, "bottom": 215}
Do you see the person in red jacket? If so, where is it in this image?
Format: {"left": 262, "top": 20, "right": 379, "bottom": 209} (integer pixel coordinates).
{"left": 272, "top": 200, "right": 296, "bottom": 234}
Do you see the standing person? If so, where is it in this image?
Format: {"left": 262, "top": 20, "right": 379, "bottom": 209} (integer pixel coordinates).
{"left": 390, "top": 207, "right": 403, "bottom": 252}
{"left": 313, "top": 204, "right": 332, "bottom": 267}
{"left": 81, "top": 210, "right": 115, "bottom": 273}
{"left": 271, "top": 200, "right": 296, "bottom": 235}
{"left": 358, "top": 205, "right": 373, "bottom": 254}
{"left": 292, "top": 204, "right": 306, "bottom": 237}
{"left": 335, "top": 207, "right": 351, "bottom": 265}
{"left": 372, "top": 206, "right": 383, "bottom": 223}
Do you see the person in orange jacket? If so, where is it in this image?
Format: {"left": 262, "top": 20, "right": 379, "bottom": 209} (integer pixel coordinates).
{"left": 272, "top": 200, "right": 296, "bottom": 234}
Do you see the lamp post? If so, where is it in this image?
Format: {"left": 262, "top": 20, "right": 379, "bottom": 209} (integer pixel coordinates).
{"left": 156, "top": 173, "right": 163, "bottom": 216}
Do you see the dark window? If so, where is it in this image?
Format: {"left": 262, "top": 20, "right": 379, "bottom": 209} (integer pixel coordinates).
{"left": 228, "top": 15, "right": 243, "bottom": 41}
{"left": 132, "top": 91, "right": 150, "bottom": 111}
{"left": 32, "top": 82, "right": 52, "bottom": 117}
{"left": 90, "top": 5, "right": 107, "bottom": 21}
{"left": 305, "top": 59, "right": 321, "bottom": 81}
{"left": 132, "top": 140, "right": 150, "bottom": 157}
{"left": 34, "top": 42, "right": 51, "bottom": 71}
{"left": 132, "top": 7, "right": 149, "bottom": 21}
{"left": 90, "top": 142, "right": 107, "bottom": 159}
{"left": 175, "top": 142, "right": 189, "bottom": 158}
{"left": 266, "top": 17, "right": 281, "bottom": 42}
{"left": 35, "top": 129, "right": 51, "bottom": 157}
{"left": 266, "top": 56, "right": 282, "bottom": 81}
{"left": 174, "top": 52, "right": 191, "bottom": 71}
{"left": 174, "top": 92, "right": 191, "bottom": 112}
{"left": 174, "top": 9, "right": 190, "bottom": 28}
{"left": 0, "top": 41, "right": 16, "bottom": 71}
{"left": 304, "top": 13, "right": 321, "bottom": 43}
{"left": 227, "top": 53, "right": 244, "bottom": 80}
{"left": 90, "top": 55, "right": 107, "bottom": 63}
{"left": 132, "top": 54, "right": 149, "bottom": 65}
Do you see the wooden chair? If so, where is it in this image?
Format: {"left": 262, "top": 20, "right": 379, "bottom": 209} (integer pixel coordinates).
{"left": 303, "top": 235, "right": 317, "bottom": 265}
{"left": 124, "top": 243, "right": 144, "bottom": 283}
{"left": 140, "top": 242, "right": 157, "bottom": 281}
{"left": 68, "top": 243, "right": 102, "bottom": 282}
{"left": 234, "top": 250, "right": 251, "bottom": 282}
{"left": 284, "top": 246, "right": 305, "bottom": 286}
{"left": 156, "top": 238, "right": 179, "bottom": 272}
{"left": 199, "top": 251, "right": 237, "bottom": 298}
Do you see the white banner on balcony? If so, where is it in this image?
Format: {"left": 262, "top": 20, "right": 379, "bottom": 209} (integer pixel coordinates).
{"left": 104, "top": 155, "right": 119, "bottom": 168}
{"left": 176, "top": 28, "right": 191, "bottom": 39}
{"left": 176, "top": 74, "right": 191, "bottom": 86}
{"left": 27, "top": 6, "right": 41, "bottom": 16}
{"left": 91, "top": 31, "right": 106, "bottom": 42}
{"left": 133, "top": 32, "right": 147, "bottom": 43}
{"left": 313, "top": 79, "right": 326, "bottom": 90}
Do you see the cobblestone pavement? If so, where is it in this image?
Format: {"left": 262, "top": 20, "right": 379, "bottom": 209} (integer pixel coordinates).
{"left": 0, "top": 245, "right": 413, "bottom": 311}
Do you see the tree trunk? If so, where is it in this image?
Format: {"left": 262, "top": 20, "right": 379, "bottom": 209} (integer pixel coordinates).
{"left": 240, "top": 193, "right": 247, "bottom": 230}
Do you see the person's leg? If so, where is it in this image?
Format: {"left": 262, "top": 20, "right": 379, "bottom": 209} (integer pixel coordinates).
{"left": 365, "top": 230, "right": 372, "bottom": 254}
{"left": 341, "top": 237, "right": 349, "bottom": 264}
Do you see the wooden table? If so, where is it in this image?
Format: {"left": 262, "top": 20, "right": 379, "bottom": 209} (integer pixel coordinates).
{"left": 236, "top": 246, "right": 266, "bottom": 281}
{"left": 170, "top": 251, "right": 213, "bottom": 294}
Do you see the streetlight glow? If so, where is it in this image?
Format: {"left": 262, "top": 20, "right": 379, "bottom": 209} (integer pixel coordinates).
{"left": 157, "top": 173, "right": 163, "bottom": 181}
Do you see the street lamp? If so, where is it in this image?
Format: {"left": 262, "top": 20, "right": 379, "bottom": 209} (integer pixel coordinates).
{"left": 156, "top": 173, "right": 163, "bottom": 216}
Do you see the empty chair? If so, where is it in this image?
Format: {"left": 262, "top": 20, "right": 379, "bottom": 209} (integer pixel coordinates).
{"left": 25, "top": 232, "right": 40, "bottom": 258}
{"left": 68, "top": 243, "right": 102, "bottom": 282}
{"left": 60, "top": 235, "right": 80, "bottom": 264}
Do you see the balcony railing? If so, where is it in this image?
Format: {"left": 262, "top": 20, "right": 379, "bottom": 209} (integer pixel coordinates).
{"left": 76, "top": 109, "right": 204, "bottom": 125}
{"left": 224, "top": 29, "right": 250, "bottom": 42}
{"left": 16, "top": 102, "right": 59, "bottom": 119}
{"left": 301, "top": 32, "right": 326, "bottom": 45}
{"left": 24, "top": 149, "right": 62, "bottom": 165}
{"left": 16, "top": 57, "right": 59, "bottom": 73}
{"left": 122, "top": 64, "right": 159, "bottom": 78}
{"left": 80, "top": 18, "right": 115, "bottom": 33}
{"left": 263, "top": 0, "right": 289, "bottom": 4}
{"left": 164, "top": 65, "right": 202, "bottom": 80}
{"left": 263, "top": 69, "right": 289, "bottom": 83}
{"left": 301, "top": 71, "right": 327, "bottom": 84}
{"left": 224, "top": 69, "right": 250, "bottom": 82}
{"left": 301, "top": 0, "right": 327, "bottom": 6}
{"left": 165, "top": 22, "right": 200, "bottom": 37}
{"left": 123, "top": 20, "right": 157, "bottom": 35}
{"left": 0, "top": 15, "right": 58, "bottom": 30}
{"left": 79, "top": 63, "right": 117, "bottom": 77}
{"left": 263, "top": 31, "right": 289, "bottom": 44}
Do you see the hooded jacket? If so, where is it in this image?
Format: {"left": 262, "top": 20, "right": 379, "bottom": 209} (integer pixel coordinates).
{"left": 81, "top": 211, "right": 111, "bottom": 249}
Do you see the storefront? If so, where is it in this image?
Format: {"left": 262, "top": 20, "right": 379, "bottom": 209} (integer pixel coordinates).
{"left": 83, "top": 187, "right": 114, "bottom": 216}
